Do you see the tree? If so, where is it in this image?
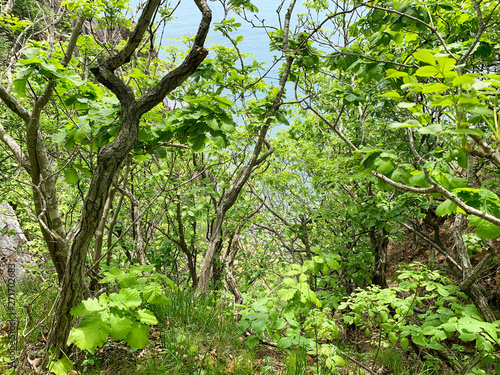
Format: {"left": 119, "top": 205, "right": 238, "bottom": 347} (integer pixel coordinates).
{"left": 293, "top": 0, "right": 500, "bottom": 320}
{"left": 0, "top": 0, "right": 212, "bottom": 361}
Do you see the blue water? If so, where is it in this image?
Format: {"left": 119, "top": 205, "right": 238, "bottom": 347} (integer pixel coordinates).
{"left": 131, "top": 0, "right": 309, "bottom": 80}
{"left": 127, "top": 0, "right": 312, "bottom": 133}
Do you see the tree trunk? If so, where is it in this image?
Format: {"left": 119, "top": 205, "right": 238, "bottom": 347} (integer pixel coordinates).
{"left": 451, "top": 214, "right": 496, "bottom": 322}
{"left": 43, "top": 0, "right": 212, "bottom": 362}
{"left": 45, "top": 110, "right": 141, "bottom": 361}
{"left": 369, "top": 228, "right": 388, "bottom": 288}
{"left": 225, "top": 233, "right": 243, "bottom": 305}
{"left": 196, "top": 6, "right": 296, "bottom": 293}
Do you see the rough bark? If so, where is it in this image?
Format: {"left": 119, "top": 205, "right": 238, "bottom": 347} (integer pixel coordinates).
{"left": 225, "top": 233, "right": 243, "bottom": 305}
{"left": 451, "top": 214, "right": 496, "bottom": 322}
{"left": 369, "top": 228, "right": 388, "bottom": 289}
{"left": 44, "top": 0, "right": 212, "bottom": 361}
{"left": 89, "top": 189, "right": 115, "bottom": 291}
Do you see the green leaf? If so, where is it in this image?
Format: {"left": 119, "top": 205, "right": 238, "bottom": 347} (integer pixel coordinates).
{"left": 52, "top": 131, "right": 67, "bottom": 144}
{"left": 436, "top": 57, "right": 455, "bottom": 72}
{"left": 397, "top": 102, "right": 416, "bottom": 109}
{"left": 220, "top": 121, "right": 236, "bottom": 132}
{"left": 411, "top": 333, "right": 427, "bottom": 346}
{"left": 62, "top": 70, "right": 84, "bottom": 86}
{"left": 67, "top": 313, "right": 110, "bottom": 351}
{"left": 109, "top": 313, "right": 133, "bottom": 340}
{"left": 13, "top": 66, "right": 35, "bottom": 97}
{"left": 360, "top": 149, "right": 382, "bottom": 169}
{"left": 436, "top": 199, "right": 457, "bottom": 216}
{"left": 386, "top": 69, "right": 408, "bottom": 78}
{"left": 48, "top": 357, "right": 74, "bottom": 375}
{"left": 212, "top": 135, "right": 227, "bottom": 148}
{"left": 332, "top": 355, "right": 346, "bottom": 367}
{"left": 125, "top": 321, "right": 149, "bottom": 349}
{"left": 71, "top": 298, "right": 105, "bottom": 317}
{"left": 379, "top": 91, "right": 401, "bottom": 100}
{"left": 276, "top": 336, "right": 293, "bottom": 349}
{"left": 276, "top": 318, "right": 286, "bottom": 330}
{"left": 445, "top": 128, "right": 485, "bottom": 136}
{"left": 468, "top": 215, "right": 500, "bottom": 239}
{"left": 143, "top": 282, "right": 169, "bottom": 305}
{"left": 418, "top": 124, "right": 442, "bottom": 135}
{"left": 458, "top": 332, "right": 477, "bottom": 342}
{"left": 190, "top": 136, "right": 206, "bottom": 152}
{"left": 389, "top": 331, "right": 398, "bottom": 343}
{"left": 251, "top": 318, "right": 266, "bottom": 334}
{"left": 431, "top": 96, "right": 455, "bottom": 107}
{"left": 413, "top": 50, "right": 436, "bottom": 65}
{"left": 246, "top": 335, "right": 260, "bottom": 350}
{"left": 109, "top": 288, "right": 141, "bottom": 310}
{"left": 415, "top": 66, "right": 440, "bottom": 77}
{"left": 400, "top": 337, "right": 409, "bottom": 349}
{"left": 278, "top": 288, "right": 297, "bottom": 301}
{"left": 374, "top": 157, "right": 394, "bottom": 175}
{"left": 453, "top": 74, "right": 478, "bottom": 86}
{"left": 422, "top": 82, "right": 448, "bottom": 93}
{"left": 74, "top": 121, "right": 91, "bottom": 142}
{"left": 134, "top": 309, "right": 158, "bottom": 325}
{"left": 64, "top": 168, "right": 79, "bottom": 185}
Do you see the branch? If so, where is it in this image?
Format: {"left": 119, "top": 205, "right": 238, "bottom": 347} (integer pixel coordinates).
{"left": 307, "top": 104, "right": 358, "bottom": 152}
{"left": 0, "top": 121, "right": 31, "bottom": 173}
{"left": 103, "top": 0, "right": 162, "bottom": 71}
{"left": 366, "top": 4, "right": 455, "bottom": 59}
{"left": 469, "top": 134, "right": 500, "bottom": 168}
{"left": 459, "top": 239, "right": 496, "bottom": 292}
{"left": 372, "top": 170, "right": 500, "bottom": 227}
{"left": 399, "top": 221, "right": 462, "bottom": 272}
{"left": 134, "top": 0, "right": 212, "bottom": 115}
{"left": 61, "top": 16, "right": 85, "bottom": 67}
{"left": 0, "top": 84, "right": 31, "bottom": 122}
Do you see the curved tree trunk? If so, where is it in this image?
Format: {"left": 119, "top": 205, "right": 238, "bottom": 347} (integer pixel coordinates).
{"left": 196, "top": 0, "right": 297, "bottom": 294}
{"left": 44, "top": 0, "right": 212, "bottom": 362}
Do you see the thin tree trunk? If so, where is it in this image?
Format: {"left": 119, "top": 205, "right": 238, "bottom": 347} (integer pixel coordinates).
{"left": 369, "top": 228, "right": 388, "bottom": 289}
{"left": 225, "top": 232, "right": 243, "bottom": 305}
{"left": 90, "top": 188, "right": 115, "bottom": 290}
{"left": 196, "top": 0, "right": 297, "bottom": 294}
{"left": 451, "top": 214, "right": 496, "bottom": 322}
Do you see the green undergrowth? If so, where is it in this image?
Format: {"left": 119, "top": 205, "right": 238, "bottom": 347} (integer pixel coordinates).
{"left": 74, "top": 289, "right": 283, "bottom": 374}
{"left": 146, "top": 289, "right": 252, "bottom": 374}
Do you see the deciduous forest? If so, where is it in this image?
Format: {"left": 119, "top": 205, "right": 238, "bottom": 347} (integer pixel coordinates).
{"left": 0, "top": 0, "right": 500, "bottom": 373}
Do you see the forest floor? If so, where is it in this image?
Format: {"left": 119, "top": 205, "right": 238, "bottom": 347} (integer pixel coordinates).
{"left": 2, "top": 221, "right": 500, "bottom": 374}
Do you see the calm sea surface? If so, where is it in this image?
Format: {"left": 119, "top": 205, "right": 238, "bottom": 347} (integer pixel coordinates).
{"left": 131, "top": 0, "right": 309, "bottom": 81}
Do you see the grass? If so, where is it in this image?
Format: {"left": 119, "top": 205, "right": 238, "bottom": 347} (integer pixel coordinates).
{"left": 142, "top": 289, "right": 257, "bottom": 374}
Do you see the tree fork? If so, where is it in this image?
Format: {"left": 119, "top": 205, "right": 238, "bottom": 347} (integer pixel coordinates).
{"left": 43, "top": 0, "right": 212, "bottom": 363}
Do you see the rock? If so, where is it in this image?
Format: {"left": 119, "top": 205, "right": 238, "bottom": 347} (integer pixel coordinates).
{"left": 0, "top": 203, "right": 32, "bottom": 282}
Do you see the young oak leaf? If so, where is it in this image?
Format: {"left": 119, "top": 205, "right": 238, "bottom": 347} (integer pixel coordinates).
{"left": 109, "top": 288, "right": 141, "bottom": 310}
{"left": 67, "top": 312, "right": 110, "bottom": 351}
{"left": 125, "top": 321, "right": 149, "bottom": 349}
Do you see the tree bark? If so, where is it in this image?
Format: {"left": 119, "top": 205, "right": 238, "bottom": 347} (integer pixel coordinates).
{"left": 451, "top": 214, "right": 496, "bottom": 322}
{"left": 369, "top": 228, "right": 388, "bottom": 289}
{"left": 44, "top": 0, "right": 212, "bottom": 362}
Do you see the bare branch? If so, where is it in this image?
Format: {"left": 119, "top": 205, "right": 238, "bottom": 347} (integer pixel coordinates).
{"left": 372, "top": 170, "right": 500, "bottom": 227}
{"left": 0, "top": 84, "right": 31, "bottom": 122}
{"left": 0, "top": 121, "right": 31, "bottom": 173}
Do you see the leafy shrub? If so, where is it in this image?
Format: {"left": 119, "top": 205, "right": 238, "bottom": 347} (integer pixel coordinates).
{"left": 67, "top": 265, "right": 175, "bottom": 353}
{"left": 339, "top": 263, "right": 500, "bottom": 374}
